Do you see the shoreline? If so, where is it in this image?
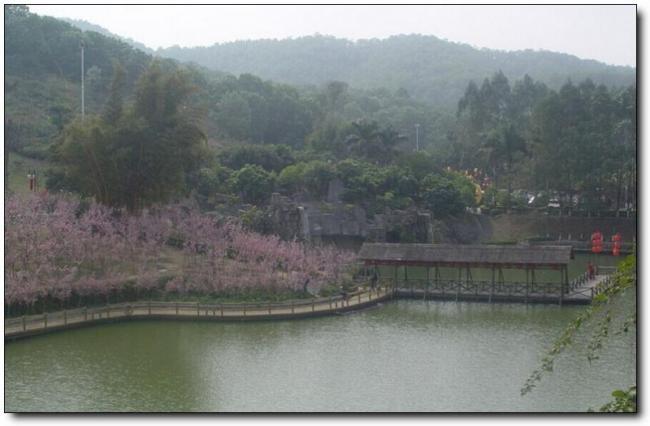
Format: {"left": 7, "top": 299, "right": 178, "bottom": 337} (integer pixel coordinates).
{"left": 6, "top": 273, "right": 612, "bottom": 342}
{"left": 5, "top": 288, "right": 394, "bottom": 341}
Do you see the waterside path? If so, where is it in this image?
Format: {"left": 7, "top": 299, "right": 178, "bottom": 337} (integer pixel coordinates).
{"left": 5, "top": 288, "right": 393, "bottom": 341}
{"left": 5, "top": 269, "right": 617, "bottom": 341}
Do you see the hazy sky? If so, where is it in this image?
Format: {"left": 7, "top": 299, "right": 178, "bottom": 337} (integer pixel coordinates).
{"left": 29, "top": 4, "right": 636, "bottom": 67}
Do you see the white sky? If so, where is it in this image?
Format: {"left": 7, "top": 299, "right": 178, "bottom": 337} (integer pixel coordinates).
{"left": 28, "top": 4, "right": 637, "bottom": 67}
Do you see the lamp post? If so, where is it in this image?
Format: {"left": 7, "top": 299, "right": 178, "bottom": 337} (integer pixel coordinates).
{"left": 80, "top": 40, "right": 85, "bottom": 120}
{"left": 415, "top": 123, "right": 420, "bottom": 152}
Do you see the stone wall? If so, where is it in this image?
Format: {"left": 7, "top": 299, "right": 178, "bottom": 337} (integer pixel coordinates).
{"left": 265, "top": 188, "right": 636, "bottom": 246}
{"left": 487, "top": 213, "right": 637, "bottom": 242}
{"left": 436, "top": 212, "right": 636, "bottom": 244}
{"left": 266, "top": 192, "right": 433, "bottom": 244}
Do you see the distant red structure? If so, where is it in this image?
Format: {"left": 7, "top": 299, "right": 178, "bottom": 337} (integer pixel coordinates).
{"left": 591, "top": 231, "right": 603, "bottom": 254}
{"left": 612, "top": 233, "right": 622, "bottom": 256}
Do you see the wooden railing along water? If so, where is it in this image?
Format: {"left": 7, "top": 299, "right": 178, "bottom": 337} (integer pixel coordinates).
{"left": 5, "top": 266, "right": 619, "bottom": 341}
{"left": 5, "top": 288, "right": 394, "bottom": 340}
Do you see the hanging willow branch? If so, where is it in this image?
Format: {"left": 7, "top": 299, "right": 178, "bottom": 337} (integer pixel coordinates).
{"left": 521, "top": 253, "right": 636, "bottom": 396}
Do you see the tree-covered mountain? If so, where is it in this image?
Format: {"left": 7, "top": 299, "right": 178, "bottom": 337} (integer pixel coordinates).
{"left": 5, "top": 5, "right": 636, "bottom": 220}
{"left": 60, "top": 17, "right": 155, "bottom": 54}
{"left": 5, "top": 5, "right": 159, "bottom": 157}
{"left": 4, "top": 6, "right": 454, "bottom": 159}
{"left": 157, "top": 34, "right": 635, "bottom": 109}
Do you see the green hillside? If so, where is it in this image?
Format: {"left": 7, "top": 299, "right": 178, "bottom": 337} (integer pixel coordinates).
{"left": 4, "top": 6, "right": 158, "bottom": 157}
{"left": 157, "top": 34, "right": 635, "bottom": 108}
{"left": 4, "top": 6, "right": 457, "bottom": 159}
{"left": 61, "top": 17, "right": 155, "bottom": 54}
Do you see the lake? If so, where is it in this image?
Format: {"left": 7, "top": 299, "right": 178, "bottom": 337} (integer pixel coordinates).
{"left": 5, "top": 289, "right": 635, "bottom": 412}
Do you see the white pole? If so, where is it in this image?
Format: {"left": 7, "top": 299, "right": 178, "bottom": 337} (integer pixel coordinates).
{"left": 81, "top": 42, "right": 85, "bottom": 120}
{"left": 415, "top": 123, "right": 420, "bottom": 152}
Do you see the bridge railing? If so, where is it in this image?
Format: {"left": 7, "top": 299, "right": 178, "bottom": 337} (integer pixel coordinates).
{"left": 569, "top": 271, "right": 590, "bottom": 291}
{"left": 5, "top": 287, "right": 395, "bottom": 334}
{"left": 592, "top": 274, "right": 615, "bottom": 297}
{"left": 393, "top": 279, "right": 565, "bottom": 296}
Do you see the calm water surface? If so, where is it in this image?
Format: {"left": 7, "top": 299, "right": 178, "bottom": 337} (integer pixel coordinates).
{"left": 5, "top": 293, "right": 635, "bottom": 412}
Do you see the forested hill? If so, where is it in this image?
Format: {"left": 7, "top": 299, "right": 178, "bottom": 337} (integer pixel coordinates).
{"left": 157, "top": 34, "right": 635, "bottom": 108}
{"left": 4, "top": 6, "right": 207, "bottom": 158}
{"left": 5, "top": 6, "right": 459, "bottom": 159}
{"left": 60, "top": 17, "right": 155, "bottom": 54}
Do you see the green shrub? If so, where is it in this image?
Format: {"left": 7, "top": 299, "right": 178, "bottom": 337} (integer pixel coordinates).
{"left": 228, "top": 164, "right": 276, "bottom": 204}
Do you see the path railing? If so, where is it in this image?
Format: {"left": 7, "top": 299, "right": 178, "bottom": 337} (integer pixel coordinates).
{"left": 591, "top": 274, "right": 616, "bottom": 297}
{"left": 5, "top": 287, "right": 393, "bottom": 338}
{"left": 393, "top": 279, "right": 564, "bottom": 297}
{"left": 5, "top": 266, "right": 621, "bottom": 339}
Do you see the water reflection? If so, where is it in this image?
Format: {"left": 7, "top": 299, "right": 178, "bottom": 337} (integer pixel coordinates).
{"left": 5, "top": 295, "right": 635, "bottom": 412}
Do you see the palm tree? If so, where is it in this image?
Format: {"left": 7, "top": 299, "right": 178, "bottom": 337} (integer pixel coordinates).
{"left": 345, "top": 120, "right": 405, "bottom": 165}
{"left": 480, "top": 123, "right": 527, "bottom": 207}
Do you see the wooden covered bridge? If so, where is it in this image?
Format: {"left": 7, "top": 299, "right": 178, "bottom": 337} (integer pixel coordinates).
{"left": 358, "top": 243, "right": 611, "bottom": 305}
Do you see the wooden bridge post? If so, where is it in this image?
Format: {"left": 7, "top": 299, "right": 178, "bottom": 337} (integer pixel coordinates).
{"left": 425, "top": 267, "right": 430, "bottom": 300}
{"left": 313, "top": 300, "right": 316, "bottom": 312}
{"left": 564, "top": 266, "right": 569, "bottom": 295}
{"left": 148, "top": 301, "right": 151, "bottom": 315}
{"left": 84, "top": 307, "right": 87, "bottom": 321}
{"left": 176, "top": 303, "right": 179, "bottom": 315}
{"left": 559, "top": 266, "right": 565, "bottom": 306}
{"left": 22, "top": 315, "right": 26, "bottom": 331}
{"left": 498, "top": 268, "right": 505, "bottom": 292}
{"left": 64, "top": 310, "right": 67, "bottom": 325}
{"left": 329, "top": 296, "right": 332, "bottom": 309}
{"left": 531, "top": 269, "right": 536, "bottom": 293}
{"left": 220, "top": 304, "right": 224, "bottom": 317}
{"left": 291, "top": 301, "right": 295, "bottom": 314}
{"left": 197, "top": 302, "right": 200, "bottom": 317}
{"left": 489, "top": 266, "right": 495, "bottom": 303}
{"left": 525, "top": 268, "right": 529, "bottom": 304}
{"left": 394, "top": 265, "right": 398, "bottom": 289}
{"left": 43, "top": 313, "right": 47, "bottom": 329}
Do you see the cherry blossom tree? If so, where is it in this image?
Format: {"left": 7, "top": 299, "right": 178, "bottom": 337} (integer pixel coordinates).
{"left": 5, "top": 193, "right": 355, "bottom": 315}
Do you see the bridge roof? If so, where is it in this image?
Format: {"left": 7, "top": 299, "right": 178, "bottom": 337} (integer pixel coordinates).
{"left": 358, "top": 243, "right": 572, "bottom": 269}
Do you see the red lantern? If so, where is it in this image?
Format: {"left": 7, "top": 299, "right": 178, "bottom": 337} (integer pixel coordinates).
{"left": 612, "top": 233, "right": 622, "bottom": 256}
{"left": 591, "top": 231, "right": 603, "bottom": 254}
